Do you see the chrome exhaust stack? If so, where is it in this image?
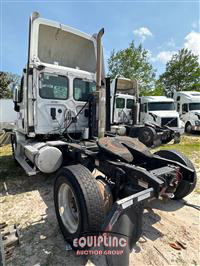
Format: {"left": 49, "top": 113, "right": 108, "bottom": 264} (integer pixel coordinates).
{"left": 96, "top": 28, "right": 105, "bottom": 138}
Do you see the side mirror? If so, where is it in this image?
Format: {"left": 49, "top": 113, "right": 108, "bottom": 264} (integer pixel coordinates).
{"left": 13, "top": 86, "right": 20, "bottom": 112}
{"left": 13, "top": 85, "right": 20, "bottom": 103}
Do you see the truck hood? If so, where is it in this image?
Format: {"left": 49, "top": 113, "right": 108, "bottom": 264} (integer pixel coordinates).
{"left": 150, "top": 111, "right": 179, "bottom": 118}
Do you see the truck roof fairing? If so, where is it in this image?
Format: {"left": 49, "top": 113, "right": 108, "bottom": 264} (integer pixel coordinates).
{"left": 113, "top": 77, "right": 138, "bottom": 96}
{"left": 176, "top": 91, "right": 200, "bottom": 102}
{"left": 29, "top": 12, "right": 105, "bottom": 77}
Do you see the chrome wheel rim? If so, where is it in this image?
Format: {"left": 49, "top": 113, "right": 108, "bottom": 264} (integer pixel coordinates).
{"left": 58, "top": 182, "right": 79, "bottom": 234}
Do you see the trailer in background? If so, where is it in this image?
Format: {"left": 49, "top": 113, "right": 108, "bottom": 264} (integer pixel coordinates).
{"left": 0, "top": 99, "right": 17, "bottom": 146}
{"left": 0, "top": 99, "right": 16, "bottom": 129}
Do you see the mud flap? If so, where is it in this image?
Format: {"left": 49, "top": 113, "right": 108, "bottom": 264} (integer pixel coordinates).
{"left": 102, "top": 188, "right": 154, "bottom": 266}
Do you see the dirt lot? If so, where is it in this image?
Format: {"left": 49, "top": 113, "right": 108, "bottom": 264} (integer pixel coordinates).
{"left": 0, "top": 135, "right": 200, "bottom": 266}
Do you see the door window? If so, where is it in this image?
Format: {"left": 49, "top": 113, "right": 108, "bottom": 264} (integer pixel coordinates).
{"left": 73, "top": 78, "right": 96, "bottom": 101}
{"left": 126, "top": 99, "right": 134, "bottom": 109}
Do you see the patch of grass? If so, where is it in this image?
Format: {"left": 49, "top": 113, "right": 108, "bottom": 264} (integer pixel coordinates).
{"left": 152, "top": 135, "right": 200, "bottom": 158}
{"left": 194, "top": 188, "right": 200, "bottom": 194}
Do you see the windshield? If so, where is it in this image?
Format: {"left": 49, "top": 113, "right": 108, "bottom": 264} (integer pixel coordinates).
{"left": 73, "top": 78, "right": 96, "bottom": 101}
{"left": 126, "top": 99, "right": 134, "bottom": 109}
{"left": 39, "top": 73, "right": 68, "bottom": 100}
{"left": 148, "top": 102, "right": 175, "bottom": 111}
{"left": 189, "top": 102, "right": 200, "bottom": 111}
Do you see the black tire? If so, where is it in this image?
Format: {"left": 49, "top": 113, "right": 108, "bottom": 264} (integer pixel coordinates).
{"left": 154, "top": 150, "right": 197, "bottom": 199}
{"left": 185, "top": 122, "right": 192, "bottom": 133}
{"left": 138, "top": 126, "right": 156, "bottom": 147}
{"left": 54, "top": 164, "right": 105, "bottom": 249}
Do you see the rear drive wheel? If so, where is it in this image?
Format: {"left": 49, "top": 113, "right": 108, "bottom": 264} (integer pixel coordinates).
{"left": 185, "top": 122, "right": 192, "bottom": 133}
{"left": 154, "top": 150, "right": 197, "bottom": 199}
{"left": 54, "top": 164, "right": 105, "bottom": 248}
{"left": 138, "top": 126, "right": 156, "bottom": 147}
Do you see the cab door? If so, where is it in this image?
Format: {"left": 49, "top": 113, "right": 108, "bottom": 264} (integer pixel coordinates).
{"left": 15, "top": 74, "right": 27, "bottom": 134}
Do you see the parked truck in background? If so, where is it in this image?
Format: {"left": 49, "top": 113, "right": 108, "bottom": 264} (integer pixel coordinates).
{"left": 110, "top": 77, "right": 183, "bottom": 147}
{"left": 173, "top": 91, "right": 200, "bottom": 133}
{"left": 139, "top": 96, "right": 184, "bottom": 133}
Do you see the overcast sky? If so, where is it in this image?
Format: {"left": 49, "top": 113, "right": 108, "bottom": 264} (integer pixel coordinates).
{"left": 1, "top": 0, "right": 200, "bottom": 77}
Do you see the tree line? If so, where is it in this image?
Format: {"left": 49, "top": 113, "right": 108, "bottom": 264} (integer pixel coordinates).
{"left": 108, "top": 42, "right": 200, "bottom": 96}
{"left": 1, "top": 43, "right": 200, "bottom": 98}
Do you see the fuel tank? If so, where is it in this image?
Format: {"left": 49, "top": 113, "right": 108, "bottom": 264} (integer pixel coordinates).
{"left": 24, "top": 142, "right": 63, "bottom": 173}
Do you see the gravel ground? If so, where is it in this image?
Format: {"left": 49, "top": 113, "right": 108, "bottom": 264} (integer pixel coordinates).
{"left": 0, "top": 135, "right": 200, "bottom": 266}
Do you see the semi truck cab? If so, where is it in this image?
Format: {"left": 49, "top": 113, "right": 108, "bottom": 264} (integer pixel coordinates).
{"left": 13, "top": 12, "right": 103, "bottom": 139}
{"left": 139, "top": 96, "right": 184, "bottom": 133}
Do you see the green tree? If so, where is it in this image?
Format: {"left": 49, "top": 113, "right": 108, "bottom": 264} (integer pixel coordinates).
{"left": 143, "top": 79, "right": 164, "bottom": 96}
{"left": 0, "top": 72, "right": 12, "bottom": 99}
{"left": 0, "top": 72, "right": 20, "bottom": 99}
{"left": 159, "top": 48, "right": 200, "bottom": 95}
{"left": 108, "top": 41, "right": 156, "bottom": 95}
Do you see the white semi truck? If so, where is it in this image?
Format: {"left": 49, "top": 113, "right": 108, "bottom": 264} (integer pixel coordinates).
{"left": 139, "top": 96, "right": 184, "bottom": 133}
{"left": 9, "top": 12, "right": 197, "bottom": 265}
{"left": 110, "top": 77, "right": 183, "bottom": 147}
{"left": 173, "top": 91, "right": 200, "bottom": 133}
{"left": 113, "top": 95, "right": 184, "bottom": 132}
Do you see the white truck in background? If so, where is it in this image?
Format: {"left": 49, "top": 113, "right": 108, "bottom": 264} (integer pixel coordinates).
{"left": 111, "top": 79, "right": 184, "bottom": 133}
{"left": 110, "top": 77, "right": 183, "bottom": 146}
{"left": 173, "top": 91, "right": 200, "bottom": 133}
{"left": 139, "top": 96, "right": 184, "bottom": 133}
